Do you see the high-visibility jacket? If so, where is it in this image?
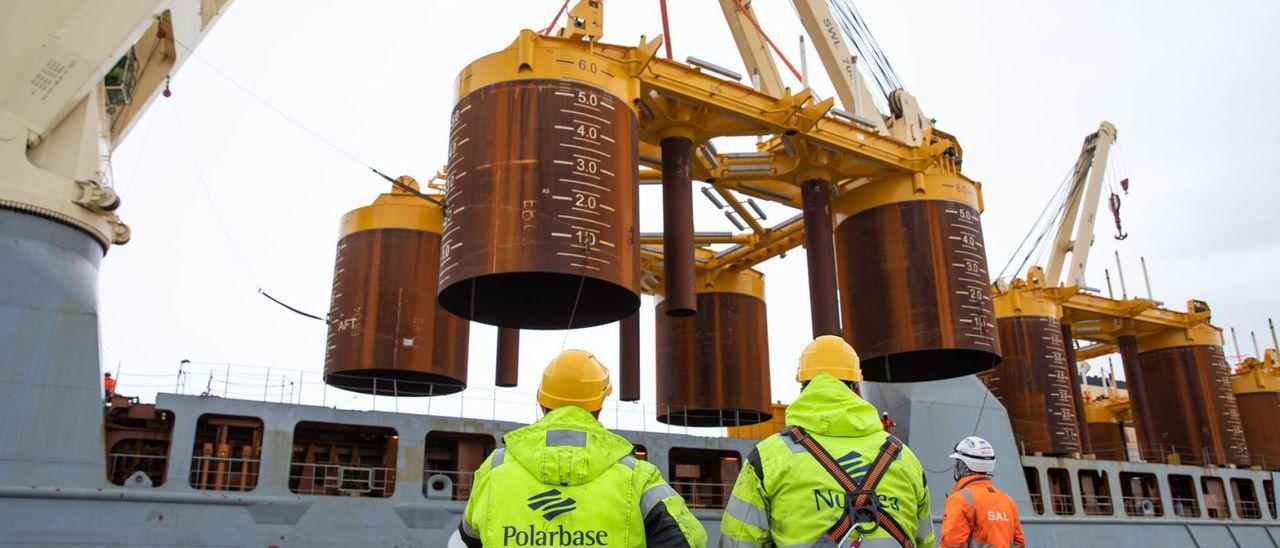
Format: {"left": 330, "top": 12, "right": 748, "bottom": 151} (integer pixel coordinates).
{"left": 940, "top": 474, "right": 1025, "bottom": 548}
{"left": 104, "top": 377, "right": 116, "bottom": 392}
{"left": 719, "top": 373, "right": 935, "bottom": 547}
{"left": 458, "top": 405, "right": 706, "bottom": 547}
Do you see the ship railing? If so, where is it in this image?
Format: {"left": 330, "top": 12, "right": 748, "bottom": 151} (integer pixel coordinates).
{"left": 1237, "top": 499, "right": 1263, "bottom": 519}
{"left": 423, "top": 469, "right": 478, "bottom": 501}
{"left": 1121, "top": 496, "right": 1163, "bottom": 517}
{"left": 1028, "top": 493, "right": 1044, "bottom": 514}
{"left": 1048, "top": 493, "right": 1075, "bottom": 515}
{"left": 107, "top": 452, "right": 168, "bottom": 486}
{"left": 1080, "top": 496, "right": 1114, "bottom": 516}
{"left": 189, "top": 455, "right": 260, "bottom": 491}
{"left": 131, "top": 361, "right": 780, "bottom": 438}
{"left": 669, "top": 481, "right": 735, "bottom": 509}
{"left": 1169, "top": 497, "right": 1201, "bottom": 518}
{"left": 288, "top": 463, "right": 396, "bottom": 497}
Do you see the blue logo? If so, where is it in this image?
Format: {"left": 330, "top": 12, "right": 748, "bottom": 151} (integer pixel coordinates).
{"left": 527, "top": 489, "right": 577, "bottom": 520}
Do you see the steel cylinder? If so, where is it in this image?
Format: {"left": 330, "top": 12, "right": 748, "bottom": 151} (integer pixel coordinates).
{"left": 801, "top": 178, "right": 841, "bottom": 338}
{"left": 655, "top": 267, "right": 772, "bottom": 426}
{"left": 495, "top": 328, "right": 519, "bottom": 388}
{"left": 979, "top": 315, "right": 1081, "bottom": 455}
{"left": 1137, "top": 327, "right": 1249, "bottom": 466}
{"left": 1086, "top": 421, "right": 1127, "bottom": 461}
{"left": 833, "top": 173, "right": 1000, "bottom": 382}
{"left": 1235, "top": 392, "right": 1280, "bottom": 469}
{"left": 1117, "top": 335, "right": 1158, "bottom": 460}
{"left": 438, "top": 78, "right": 640, "bottom": 329}
{"left": 619, "top": 311, "right": 641, "bottom": 402}
{"left": 325, "top": 183, "right": 470, "bottom": 396}
{"left": 660, "top": 136, "right": 697, "bottom": 317}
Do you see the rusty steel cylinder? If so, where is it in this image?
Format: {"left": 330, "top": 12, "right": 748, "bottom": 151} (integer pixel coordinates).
{"left": 1138, "top": 329, "right": 1249, "bottom": 466}
{"left": 1086, "top": 420, "right": 1127, "bottom": 461}
{"left": 1235, "top": 392, "right": 1280, "bottom": 469}
{"left": 495, "top": 328, "right": 519, "bottom": 388}
{"left": 833, "top": 173, "right": 1000, "bottom": 382}
{"left": 1117, "top": 335, "right": 1158, "bottom": 460}
{"left": 438, "top": 79, "right": 640, "bottom": 329}
{"left": 801, "top": 178, "right": 841, "bottom": 338}
{"left": 979, "top": 315, "right": 1081, "bottom": 455}
{"left": 655, "top": 267, "right": 772, "bottom": 427}
{"left": 1061, "top": 323, "right": 1092, "bottom": 454}
{"left": 619, "top": 311, "right": 641, "bottom": 402}
{"left": 325, "top": 181, "right": 470, "bottom": 396}
{"left": 660, "top": 136, "right": 697, "bottom": 317}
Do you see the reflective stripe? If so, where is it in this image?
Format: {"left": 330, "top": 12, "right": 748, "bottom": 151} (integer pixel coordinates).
{"left": 490, "top": 447, "right": 505, "bottom": 467}
{"left": 967, "top": 541, "right": 995, "bottom": 548}
{"left": 718, "top": 537, "right": 768, "bottom": 548}
{"left": 459, "top": 517, "right": 479, "bottom": 539}
{"left": 640, "top": 483, "right": 677, "bottom": 515}
{"left": 725, "top": 495, "right": 769, "bottom": 530}
{"left": 778, "top": 433, "right": 806, "bottom": 453}
{"left": 546, "top": 429, "right": 586, "bottom": 447}
{"left": 959, "top": 488, "right": 974, "bottom": 508}
{"left": 619, "top": 456, "right": 637, "bottom": 469}
{"left": 856, "top": 538, "right": 905, "bottom": 547}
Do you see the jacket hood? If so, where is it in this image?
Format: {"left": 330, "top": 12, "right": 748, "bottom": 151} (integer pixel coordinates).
{"left": 503, "top": 406, "right": 635, "bottom": 486}
{"left": 785, "top": 373, "right": 883, "bottom": 437}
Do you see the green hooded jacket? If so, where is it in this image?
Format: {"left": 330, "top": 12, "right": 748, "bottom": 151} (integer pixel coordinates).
{"left": 719, "top": 373, "right": 935, "bottom": 547}
{"left": 460, "top": 406, "right": 706, "bottom": 547}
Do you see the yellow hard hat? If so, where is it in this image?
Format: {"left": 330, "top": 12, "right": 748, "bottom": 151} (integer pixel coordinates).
{"left": 537, "top": 349, "right": 613, "bottom": 411}
{"left": 796, "top": 335, "right": 863, "bottom": 383}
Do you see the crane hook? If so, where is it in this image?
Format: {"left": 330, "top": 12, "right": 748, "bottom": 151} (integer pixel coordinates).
{"left": 1109, "top": 192, "right": 1127, "bottom": 240}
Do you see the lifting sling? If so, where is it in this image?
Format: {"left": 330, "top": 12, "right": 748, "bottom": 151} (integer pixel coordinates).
{"left": 785, "top": 426, "right": 913, "bottom": 547}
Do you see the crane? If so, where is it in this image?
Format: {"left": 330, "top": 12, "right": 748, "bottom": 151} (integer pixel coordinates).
{"left": 1045, "top": 121, "right": 1118, "bottom": 288}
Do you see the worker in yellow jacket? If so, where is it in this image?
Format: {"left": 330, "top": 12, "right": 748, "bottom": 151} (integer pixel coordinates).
{"left": 455, "top": 349, "right": 706, "bottom": 547}
{"left": 719, "top": 336, "right": 935, "bottom": 547}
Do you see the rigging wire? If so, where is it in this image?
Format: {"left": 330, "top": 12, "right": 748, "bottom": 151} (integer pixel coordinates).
{"left": 540, "top": 0, "right": 573, "bottom": 35}
{"left": 168, "top": 37, "right": 443, "bottom": 208}
{"left": 658, "top": 0, "right": 674, "bottom": 59}
{"left": 170, "top": 98, "right": 327, "bottom": 322}
{"left": 118, "top": 106, "right": 160, "bottom": 198}
{"left": 993, "top": 163, "right": 1076, "bottom": 281}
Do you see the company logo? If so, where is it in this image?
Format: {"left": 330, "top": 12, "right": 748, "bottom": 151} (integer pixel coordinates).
{"left": 527, "top": 489, "right": 577, "bottom": 520}
{"left": 836, "top": 450, "right": 870, "bottom": 479}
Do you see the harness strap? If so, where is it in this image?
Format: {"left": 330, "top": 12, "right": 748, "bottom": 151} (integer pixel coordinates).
{"left": 786, "top": 426, "right": 913, "bottom": 548}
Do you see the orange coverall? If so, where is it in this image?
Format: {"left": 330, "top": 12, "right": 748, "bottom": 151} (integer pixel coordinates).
{"left": 941, "top": 474, "right": 1026, "bottom": 548}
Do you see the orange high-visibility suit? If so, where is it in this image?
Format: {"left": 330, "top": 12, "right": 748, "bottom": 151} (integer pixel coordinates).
{"left": 941, "top": 474, "right": 1025, "bottom": 548}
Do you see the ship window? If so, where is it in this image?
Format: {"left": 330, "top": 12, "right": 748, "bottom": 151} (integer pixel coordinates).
{"left": 1265, "top": 479, "right": 1276, "bottom": 519}
{"left": 104, "top": 403, "right": 175, "bottom": 488}
{"left": 1077, "top": 470, "right": 1113, "bottom": 515}
{"left": 1230, "top": 478, "right": 1262, "bottom": 519}
{"left": 1168, "top": 474, "right": 1201, "bottom": 518}
{"left": 1046, "top": 468, "right": 1075, "bottom": 515}
{"left": 1119, "top": 472, "right": 1163, "bottom": 516}
{"left": 189, "top": 414, "right": 263, "bottom": 492}
{"left": 288, "top": 421, "right": 398, "bottom": 497}
{"left": 422, "top": 431, "right": 496, "bottom": 501}
{"left": 1199, "top": 477, "right": 1229, "bottom": 519}
{"left": 1023, "top": 467, "right": 1044, "bottom": 515}
{"left": 633, "top": 444, "right": 648, "bottom": 460}
{"left": 669, "top": 448, "right": 740, "bottom": 509}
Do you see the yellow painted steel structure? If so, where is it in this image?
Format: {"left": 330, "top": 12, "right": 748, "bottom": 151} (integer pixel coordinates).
{"left": 1233, "top": 349, "right": 1280, "bottom": 395}
{"left": 454, "top": 14, "right": 980, "bottom": 294}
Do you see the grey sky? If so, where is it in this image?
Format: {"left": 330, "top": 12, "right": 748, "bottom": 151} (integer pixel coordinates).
{"left": 100, "top": 0, "right": 1280, "bottom": 419}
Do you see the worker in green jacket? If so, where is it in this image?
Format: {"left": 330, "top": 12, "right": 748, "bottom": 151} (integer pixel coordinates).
{"left": 455, "top": 349, "right": 707, "bottom": 547}
{"left": 719, "top": 336, "right": 936, "bottom": 548}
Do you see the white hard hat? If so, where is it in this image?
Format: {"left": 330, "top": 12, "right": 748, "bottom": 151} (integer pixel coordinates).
{"left": 949, "top": 436, "right": 996, "bottom": 473}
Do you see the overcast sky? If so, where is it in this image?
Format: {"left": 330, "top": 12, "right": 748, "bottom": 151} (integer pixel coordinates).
{"left": 99, "top": 0, "right": 1280, "bottom": 425}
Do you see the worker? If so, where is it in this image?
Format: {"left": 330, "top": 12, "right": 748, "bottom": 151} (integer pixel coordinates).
{"left": 881, "top": 411, "right": 896, "bottom": 433}
{"left": 940, "top": 437, "right": 1025, "bottom": 548}
{"left": 454, "top": 349, "right": 706, "bottom": 548}
{"left": 719, "top": 335, "right": 935, "bottom": 547}
{"left": 103, "top": 372, "right": 116, "bottom": 401}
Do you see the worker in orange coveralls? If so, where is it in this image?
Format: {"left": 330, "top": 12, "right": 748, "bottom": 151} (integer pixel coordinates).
{"left": 103, "top": 372, "right": 117, "bottom": 402}
{"left": 941, "top": 436, "right": 1026, "bottom": 548}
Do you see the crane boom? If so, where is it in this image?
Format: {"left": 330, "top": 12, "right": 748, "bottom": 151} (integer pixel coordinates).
{"left": 1045, "top": 121, "right": 1118, "bottom": 287}
{"left": 716, "top": 0, "right": 785, "bottom": 97}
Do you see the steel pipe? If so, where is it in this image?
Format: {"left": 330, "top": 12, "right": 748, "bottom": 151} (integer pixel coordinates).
{"left": 661, "top": 136, "right": 696, "bottom": 317}
{"left": 619, "top": 311, "right": 640, "bottom": 401}
{"left": 1117, "top": 335, "right": 1158, "bottom": 460}
{"left": 495, "top": 328, "right": 519, "bottom": 388}
{"left": 801, "top": 178, "right": 840, "bottom": 337}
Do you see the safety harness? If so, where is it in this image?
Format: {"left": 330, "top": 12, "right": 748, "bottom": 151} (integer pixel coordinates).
{"left": 785, "top": 426, "right": 913, "bottom": 548}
